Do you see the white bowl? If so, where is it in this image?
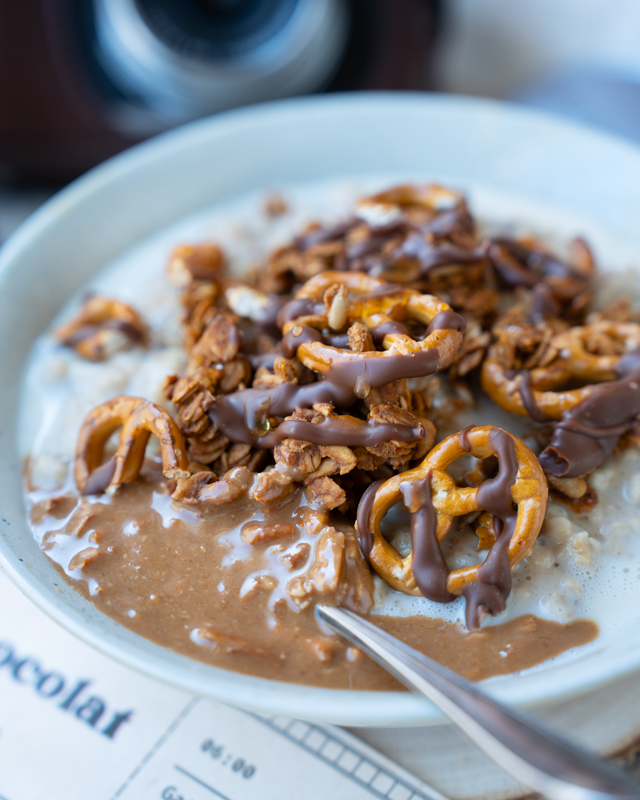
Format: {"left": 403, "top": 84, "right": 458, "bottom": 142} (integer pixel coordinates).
{"left": 3, "top": 93, "right": 640, "bottom": 727}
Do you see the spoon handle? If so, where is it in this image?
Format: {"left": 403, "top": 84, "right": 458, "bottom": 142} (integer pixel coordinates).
{"left": 316, "top": 606, "right": 640, "bottom": 800}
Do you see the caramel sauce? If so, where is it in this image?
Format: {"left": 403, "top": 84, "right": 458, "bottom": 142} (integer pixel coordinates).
{"left": 31, "top": 469, "right": 598, "bottom": 690}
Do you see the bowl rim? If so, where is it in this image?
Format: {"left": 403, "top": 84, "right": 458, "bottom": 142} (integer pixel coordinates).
{"left": 4, "top": 91, "right": 640, "bottom": 726}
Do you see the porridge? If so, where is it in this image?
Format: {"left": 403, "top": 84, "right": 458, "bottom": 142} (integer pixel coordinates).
{"left": 25, "top": 181, "right": 640, "bottom": 690}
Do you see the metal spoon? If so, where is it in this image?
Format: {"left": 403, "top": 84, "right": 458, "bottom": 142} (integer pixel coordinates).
{"left": 316, "top": 605, "right": 640, "bottom": 800}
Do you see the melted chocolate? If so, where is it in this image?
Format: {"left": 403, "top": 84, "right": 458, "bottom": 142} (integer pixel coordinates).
{"left": 401, "top": 472, "right": 454, "bottom": 603}
{"left": 253, "top": 295, "right": 287, "bottom": 339}
{"left": 369, "top": 236, "right": 487, "bottom": 279}
{"left": 531, "top": 283, "right": 561, "bottom": 323}
{"left": 419, "top": 206, "right": 474, "bottom": 239}
{"left": 322, "top": 332, "right": 351, "bottom": 348}
{"left": 247, "top": 350, "right": 282, "bottom": 370}
{"left": 518, "top": 372, "right": 552, "bottom": 423}
{"left": 281, "top": 325, "right": 322, "bottom": 359}
{"left": 276, "top": 297, "right": 325, "bottom": 329}
{"left": 490, "top": 238, "right": 586, "bottom": 290}
{"left": 208, "top": 346, "right": 441, "bottom": 447}
{"left": 459, "top": 425, "right": 476, "bottom": 452}
{"left": 539, "top": 359, "right": 640, "bottom": 477}
{"left": 368, "top": 321, "right": 410, "bottom": 343}
{"left": 61, "top": 319, "right": 144, "bottom": 347}
{"left": 356, "top": 479, "right": 386, "bottom": 559}
{"left": 81, "top": 458, "right": 117, "bottom": 495}
{"left": 294, "top": 218, "right": 357, "bottom": 250}
{"left": 427, "top": 309, "right": 467, "bottom": 334}
{"left": 463, "top": 428, "right": 519, "bottom": 630}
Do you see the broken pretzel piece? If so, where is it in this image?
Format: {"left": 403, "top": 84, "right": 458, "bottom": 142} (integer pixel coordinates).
{"left": 75, "top": 396, "right": 189, "bottom": 495}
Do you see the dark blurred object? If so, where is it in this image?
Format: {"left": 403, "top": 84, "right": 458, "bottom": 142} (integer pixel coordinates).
{"left": 0, "top": 0, "right": 440, "bottom": 181}
{"left": 514, "top": 69, "right": 640, "bottom": 145}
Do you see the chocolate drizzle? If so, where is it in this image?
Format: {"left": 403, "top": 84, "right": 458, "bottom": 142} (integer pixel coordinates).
{"left": 401, "top": 471, "right": 454, "bottom": 603}
{"left": 356, "top": 479, "right": 386, "bottom": 559}
{"left": 281, "top": 325, "right": 322, "bottom": 359}
{"left": 207, "top": 362, "right": 431, "bottom": 449}
{"left": 81, "top": 458, "right": 117, "bottom": 495}
{"left": 368, "top": 236, "right": 488, "bottom": 280}
{"left": 61, "top": 319, "right": 144, "bottom": 347}
{"left": 489, "top": 238, "right": 585, "bottom": 289}
{"left": 210, "top": 310, "right": 460, "bottom": 447}
{"left": 531, "top": 283, "right": 561, "bottom": 323}
{"left": 459, "top": 425, "right": 476, "bottom": 452}
{"left": 368, "top": 321, "right": 410, "bottom": 343}
{"left": 427, "top": 309, "right": 467, "bottom": 334}
{"left": 517, "top": 371, "right": 551, "bottom": 423}
{"left": 462, "top": 428, "right": 519, "bottom": 630}
{"left": 539, "top": 351, "right": 640, "bottom": 478}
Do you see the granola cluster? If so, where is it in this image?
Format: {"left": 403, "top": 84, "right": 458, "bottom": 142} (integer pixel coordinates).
{"left": 65, "top": 182, "right": 640, "bottom": 520}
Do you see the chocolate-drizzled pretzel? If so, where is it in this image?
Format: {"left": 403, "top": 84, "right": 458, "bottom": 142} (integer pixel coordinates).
{"left": 280, "top": 271, "right": 466, "bottom": 396}
{"left": 55, "top": 296, "right": 147, "bottom": 361}
{"left": 75, "top": 396, "right": 190, "bottom": 495}
{"left": 482, "top": 321, "right": 640, "bottom": 421}
{"left": 356, "top": 426, "right": 547, "bottom": 628}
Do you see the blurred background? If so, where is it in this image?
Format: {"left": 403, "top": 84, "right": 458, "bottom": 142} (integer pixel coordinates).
{"left": 3, "top": 0, "right": 640, "bottom": 238}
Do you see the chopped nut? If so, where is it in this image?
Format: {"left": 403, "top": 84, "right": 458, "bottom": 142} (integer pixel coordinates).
{"left": 546, "top": 474, "right": 587, "bottom": 499}
{"left": 287, "top": 528, "right": 345, "bottom": 608}
{"left": 193, "top": 627, "right": 274, "bottom": 658}
{"left": 280, "top": 542, "right": 311, "bottom": 570}
{"left": 168, "top": 243, "right": 225, "bottom": 287}
{"left": 306, "top": 637, "right": 339, "bottom": 663}
{"left": 241, "top": 522, "right": 295, "bottom": 545}
{"left": 327, "top": 285, "right": 349, "bottom": 331}
{"left": 306, "top": 477, "right": 346, "bottom": 510}
{"left": 68, "top": 547, "right": 100, "bottom": 571}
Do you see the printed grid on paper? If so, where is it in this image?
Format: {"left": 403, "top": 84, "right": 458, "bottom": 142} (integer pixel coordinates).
{"left": 253, "top": 714, "right": 438, "bottom": 800}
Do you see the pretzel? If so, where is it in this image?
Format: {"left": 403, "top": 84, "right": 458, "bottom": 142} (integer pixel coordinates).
{"left": 282, "top": 271, "right": 465, "bottom": 379}
{"left": 357, "top": 183, "right": 464, "bottom": 218}
{"left": 55, "top": 296, "right": 146, "bottom": 361}
{"left": 75, "top": 396, "right": 190, "bottom": 494}
{"left": 359, "top": 425, "right": 546, "bottom": 597}
{"left": 482, "top": 321, "right": 640, "bottom": 420}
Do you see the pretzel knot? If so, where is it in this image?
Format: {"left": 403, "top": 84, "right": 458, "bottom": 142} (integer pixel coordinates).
{"left": 282, "top": 271, "right": 465, "bottom": 386}
{"left": 357, "top": 425, "right": 547, "bottom": 603}
{"left": 481, "top": 321, "right": 640, "bottom": 421}
{"left": 75, "top": 396, "right": 190, "bottom": 495}
{"left": 55, "top": 296, "right": 147, "bottom": 361}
